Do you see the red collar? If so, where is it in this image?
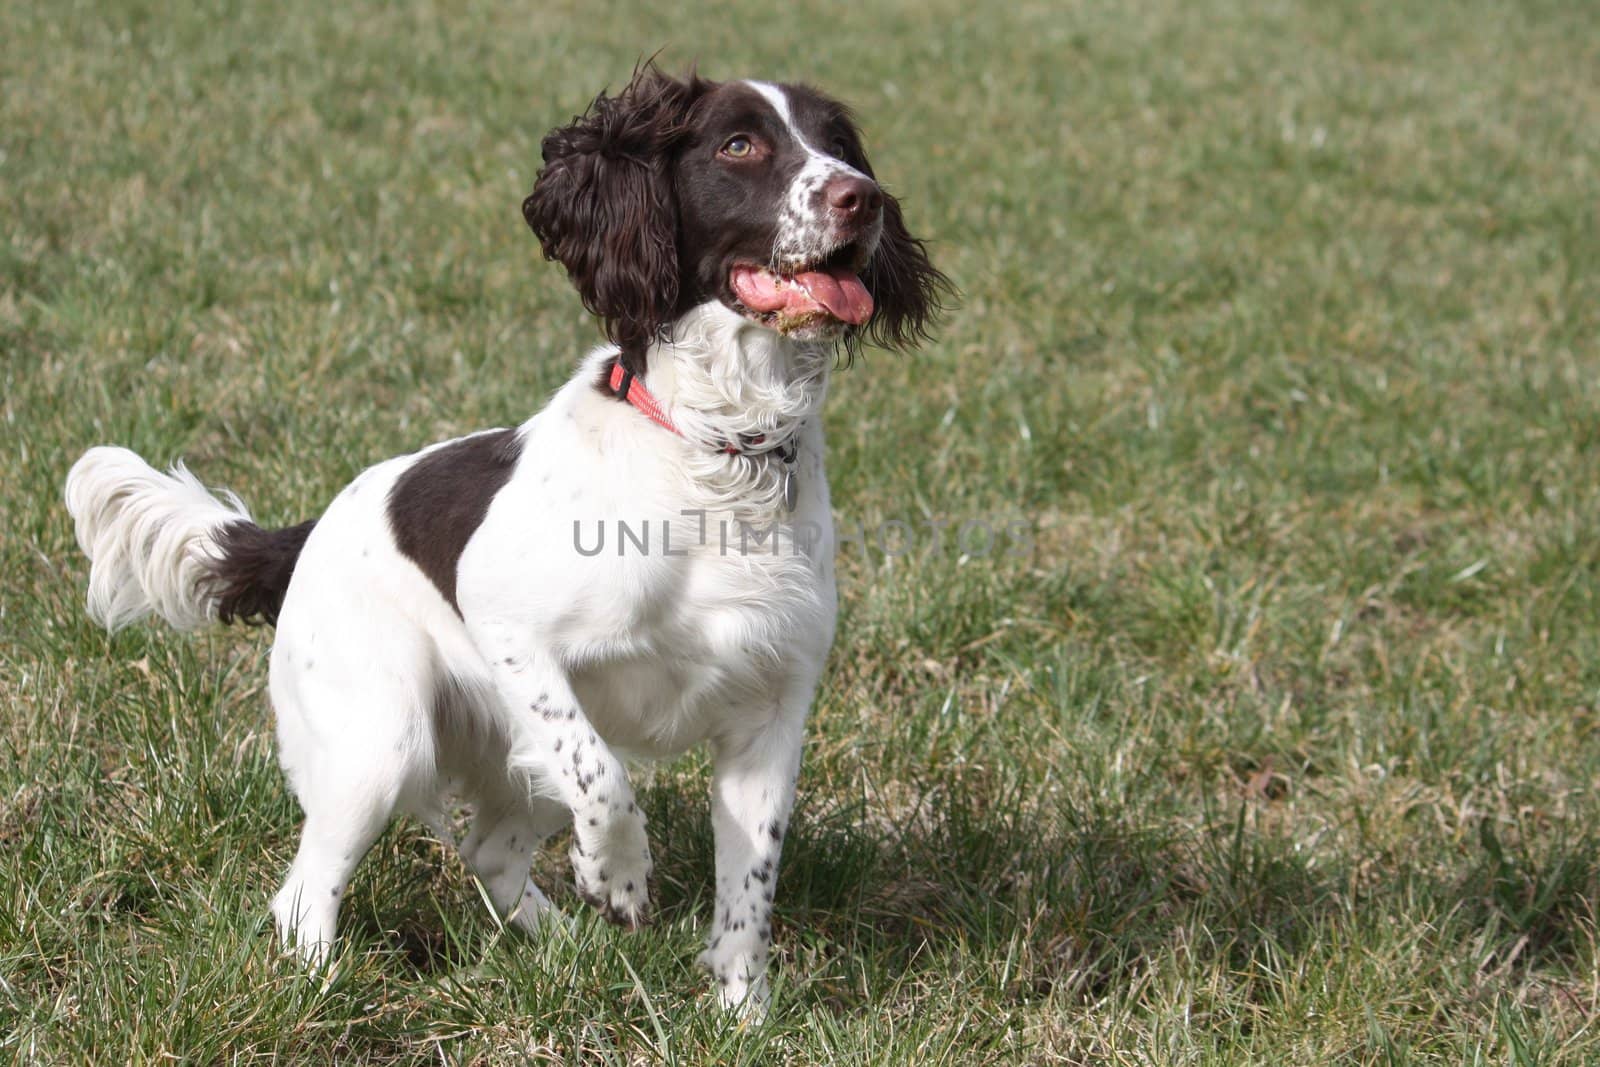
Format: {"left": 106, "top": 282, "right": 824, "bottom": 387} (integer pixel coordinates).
{"left": 609, "top": 359, "right": 682, "bottom": 439}
{"left": 608, "top": 358, "right": 797, "bottom": 463}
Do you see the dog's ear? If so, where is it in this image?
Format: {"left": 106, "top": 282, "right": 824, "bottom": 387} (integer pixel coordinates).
{"left": 858, "top": 190, "right": 952, "bottom": 352}
{"left": 523, "top": 65, "right": 706, "bottom": 373}
{"left": 832, "top": 119, "right": 954, "bottom": 353}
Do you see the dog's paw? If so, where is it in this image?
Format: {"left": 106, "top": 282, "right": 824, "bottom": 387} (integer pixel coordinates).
{"left": 270, "top": 884, "right": 338, "bottom": 968}
{"left": 698, "top": 945, "right": 770, "bottom": 1018}
{"left": 570, "top": 825, "right": 653, "bottom": 929}
{"left": 721, "top": 979, "right": 770, "bottom": 1021}
{"left": 505, "top": 880, "right": 570, "bottom": 935}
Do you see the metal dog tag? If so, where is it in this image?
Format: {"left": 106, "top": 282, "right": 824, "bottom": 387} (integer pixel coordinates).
{"left": 783, "top": 466, "right": 798, "bottom": 511}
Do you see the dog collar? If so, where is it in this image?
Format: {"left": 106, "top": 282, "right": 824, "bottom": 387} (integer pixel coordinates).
{"left": 608, "top": 358, "right": 800, "bottom": 464}
{"left": 608, "top": 358, "right": 800, "bottom": 508}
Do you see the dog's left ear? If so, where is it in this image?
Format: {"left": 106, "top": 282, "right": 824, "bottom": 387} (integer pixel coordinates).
{"left": 829, "top": 118, "right": 952, "bottom": 352}
{"left": 858, "top": 191, "right": 953, "bottom": 351}
{"left": 524, "top": 65, "right": 707, "bottom": 373}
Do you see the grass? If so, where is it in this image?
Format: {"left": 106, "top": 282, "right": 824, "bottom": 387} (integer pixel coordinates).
{"left": 3, "top": 0, "right": 1600, "bottom": 1061}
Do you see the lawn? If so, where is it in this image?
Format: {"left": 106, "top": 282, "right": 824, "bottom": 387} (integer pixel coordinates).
{"left": 4, "top": 0, "right": 1600, "bottom": 1062}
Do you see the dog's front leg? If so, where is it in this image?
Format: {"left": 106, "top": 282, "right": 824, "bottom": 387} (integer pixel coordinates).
{"left": 483, "top": 640, "right": 653, "bottom": 927}
{"left": 700, "top": 712, "right": 806, "bottom": 1015}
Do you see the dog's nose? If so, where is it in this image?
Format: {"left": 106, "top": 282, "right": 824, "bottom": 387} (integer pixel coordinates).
{"left": 825, "top": 176, "right": 883, "bottom": 222}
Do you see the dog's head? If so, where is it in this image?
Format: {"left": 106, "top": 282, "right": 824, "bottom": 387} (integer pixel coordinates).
{"left": 523, "top": 65, "right": 950, "bottom": 374}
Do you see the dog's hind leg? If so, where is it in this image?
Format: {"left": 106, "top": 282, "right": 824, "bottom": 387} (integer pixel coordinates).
{"left": 265, "top": 615, "right": 436, "bottom": 964}
{"left": 460, "top": 786, "right": 570, "bottom": 932}
{"left": 270, "top": 787, "right": 395, "bottom": 964}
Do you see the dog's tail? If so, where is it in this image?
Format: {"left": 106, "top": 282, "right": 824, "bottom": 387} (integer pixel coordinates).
{"left": 64, "top": 446, "right": 315, "bottom": 631}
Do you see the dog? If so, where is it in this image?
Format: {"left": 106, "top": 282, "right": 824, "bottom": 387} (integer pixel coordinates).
{"left": 64, "top": 65, "right": 946, "bottom": 1013}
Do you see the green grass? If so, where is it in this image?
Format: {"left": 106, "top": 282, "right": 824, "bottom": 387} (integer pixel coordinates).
{"left": 4, "top": 0, "right": 1600, "bottom": 1061}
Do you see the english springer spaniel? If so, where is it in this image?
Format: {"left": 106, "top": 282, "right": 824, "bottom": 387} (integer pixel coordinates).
{"left": 64, "top": 65, "right": 946, "bottom": 1013}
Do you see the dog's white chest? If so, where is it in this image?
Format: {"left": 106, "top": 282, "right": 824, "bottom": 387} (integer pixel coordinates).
{"left": 454, "top": 406, "right": 837, "bottom": 759}
{"left": 554, "top": 515, "right": 836, "bottom": 757}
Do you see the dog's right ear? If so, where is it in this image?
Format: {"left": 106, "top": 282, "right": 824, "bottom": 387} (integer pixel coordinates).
{"left": 523, "top": 66, "right": 707, "bottom": 374}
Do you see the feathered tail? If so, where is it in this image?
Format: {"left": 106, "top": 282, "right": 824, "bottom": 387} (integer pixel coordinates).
{"left": 64, "top": 446, "right": 313, "bottom": 631}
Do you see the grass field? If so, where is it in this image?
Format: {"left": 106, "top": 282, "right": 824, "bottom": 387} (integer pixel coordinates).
{"left": 5, "top": 0, "right": 1600, "bottom": 1061}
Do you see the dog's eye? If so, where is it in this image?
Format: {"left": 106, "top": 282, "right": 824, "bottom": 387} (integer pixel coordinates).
{"left": 721, "top": 136, "right": 755, "bottom": 158}
{"left": 829, "top": 139, "right": 849, "bottom": 159}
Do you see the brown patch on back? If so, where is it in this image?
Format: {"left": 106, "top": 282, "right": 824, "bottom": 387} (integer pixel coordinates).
{"left": 387, "top": 429, "right": 523, "bottom": 614}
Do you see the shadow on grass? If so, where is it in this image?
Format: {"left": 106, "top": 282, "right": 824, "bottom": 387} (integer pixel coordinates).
{"left": 329, "top": 768, "right": 1600, "bottom": 1014}
{"left": 651, "top": 770, "right": 1600, "bottom": 1010}
{"left": 633, "top": 771, "right": 1352, "bottom": 1009}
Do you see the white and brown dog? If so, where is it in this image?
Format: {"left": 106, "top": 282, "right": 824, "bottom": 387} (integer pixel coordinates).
{"left": 65, "top": 66, "right": 946, "bottom": 1012}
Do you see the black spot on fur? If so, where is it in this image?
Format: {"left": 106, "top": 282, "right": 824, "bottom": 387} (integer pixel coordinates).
{"left": 387, "top": 429, "right": 522, "bottom": 614}
{"left": 201, "top": 519, "right": 317, "bottom": 627}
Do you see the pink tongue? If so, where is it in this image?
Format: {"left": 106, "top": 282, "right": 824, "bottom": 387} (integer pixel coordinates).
{"left": 731, "top": 265, "right": 874, "bottom": 325}
{"left": 793, "top": 267, "right": 874, "bottom": 324}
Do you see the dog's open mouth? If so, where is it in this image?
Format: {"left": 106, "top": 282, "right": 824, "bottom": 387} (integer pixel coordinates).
{"left": 729, "top": 245, "right": 873, "bottom": 331}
